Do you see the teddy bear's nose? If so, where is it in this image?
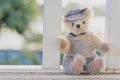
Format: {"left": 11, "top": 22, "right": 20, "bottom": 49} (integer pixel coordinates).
{"left": 76, "top": 24, "right": 80, "bottom": 29}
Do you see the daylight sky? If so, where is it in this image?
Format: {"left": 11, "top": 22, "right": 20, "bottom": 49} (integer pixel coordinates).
{"left": 37, "top": 0, "right": 106, "bottom": 7}
{"left": 62, "top": 0, "right": 106, "bottom": 7}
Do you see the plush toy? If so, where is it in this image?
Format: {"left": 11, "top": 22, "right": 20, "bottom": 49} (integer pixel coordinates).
{"left": 58, "top": 8, "right": 110, "bottom": 75}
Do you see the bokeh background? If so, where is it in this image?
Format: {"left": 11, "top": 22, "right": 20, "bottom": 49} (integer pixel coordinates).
{"left": 0, "top": 0, "right": 43, "bottom": 65}
{"left": 0, "top": 0, "right": 106, "bottom": 65}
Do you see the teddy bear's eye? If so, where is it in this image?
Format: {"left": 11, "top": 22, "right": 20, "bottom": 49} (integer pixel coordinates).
{"left": 83, "top": 21, "right": 85, "bottom": 24}
{"left": 72, "top": 23, "right": 74, "bottom": 26}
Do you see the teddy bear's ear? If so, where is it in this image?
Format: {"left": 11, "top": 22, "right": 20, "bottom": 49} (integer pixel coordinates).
{"left": 85, "top": 8, "right": 94, "bottom": 19}
{"left": 63, "top": 17, "right": 68, "bottom": 23}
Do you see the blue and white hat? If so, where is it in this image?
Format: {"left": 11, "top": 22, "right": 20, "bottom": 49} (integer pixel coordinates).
{"left": 64, "top": 8, "right": 87, "bottom": 21}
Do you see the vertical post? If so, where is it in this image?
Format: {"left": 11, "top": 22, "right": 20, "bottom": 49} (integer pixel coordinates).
{"left": 43, "top": 0, "right": 61, "bottom": 69}
{"left": 106, "top": 0, "right": 120, "bottom": 69}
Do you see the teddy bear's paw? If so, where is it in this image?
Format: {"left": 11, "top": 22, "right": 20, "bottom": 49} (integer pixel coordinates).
{"left": 100, "top": 43, "right": 110, "bottom": 53}
{"left": 57, "top": 36, "right": 71, "bottom": 53}
{"left": 72, "top": 56, "right": 85, "bottom": 73}
{"left": 57, "top": 36, "right": 66, "bottom": 48}
{"left": 85, "top": 7, "right": 94, "bottom": 19}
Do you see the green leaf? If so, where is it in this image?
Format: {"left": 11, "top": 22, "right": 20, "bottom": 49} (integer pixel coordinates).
{"left": 0, "top": 0, "right": 39, "bottom": 34}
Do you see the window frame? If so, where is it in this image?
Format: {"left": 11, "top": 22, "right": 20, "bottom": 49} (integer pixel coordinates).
{"left": 0, "top": 0, "right": 120, "bottom": 74}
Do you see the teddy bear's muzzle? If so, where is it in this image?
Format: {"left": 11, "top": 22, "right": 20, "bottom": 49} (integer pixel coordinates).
{"left": 76, "top": 24, "right": 80, "bottom": 29}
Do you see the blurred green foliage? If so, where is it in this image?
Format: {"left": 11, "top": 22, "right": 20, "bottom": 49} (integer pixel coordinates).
{"left": 7, "top": 55, "right": 21, "bottom": 65}
{"left": 26, "top": 33, "right": 43, "bottom": 44}
{"left": 24, "top": 29, "right": 43, "bottom": 50}
{"left": 0, "top": 0, "right": 39, "bottom": 34}
{"left": 23, "top": 50, "right": 41, "bottom": 65}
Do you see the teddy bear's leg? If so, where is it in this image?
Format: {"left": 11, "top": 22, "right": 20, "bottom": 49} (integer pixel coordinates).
{"left": 72, "top": 55, "right": 85, "bottom": 74}
{"left": 63, "top": 55, "right": 85, "bottom": 74}
{"left": 98, "top": 58, "right": 106, "bottom": 73}
{"left": 88, "top": 57, "right": 103, "bottom": 74}
{"left": 63, "top": 55, "right": 75, "bottom": 74}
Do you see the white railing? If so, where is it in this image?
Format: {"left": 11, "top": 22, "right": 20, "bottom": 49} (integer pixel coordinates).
{"left": 43, "top": 0, "right": 61, "bottom": 69}
{"left": 106, "top": 0, "right": 120, "bottom": 70}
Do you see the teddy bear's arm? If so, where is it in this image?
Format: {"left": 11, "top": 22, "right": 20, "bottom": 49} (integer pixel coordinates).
{"left": 91, "top": 33, "right": 102, "bottom": 48}
{"left": 58, "top": 36, "right": 71, "bottom": 53}
{"left": 91, "top": 33, "right": 109, "bottom": 53}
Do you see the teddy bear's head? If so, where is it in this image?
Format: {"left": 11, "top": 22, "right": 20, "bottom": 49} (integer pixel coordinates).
{"left": 63, "top": 8, "right": 93, "bottom": 36}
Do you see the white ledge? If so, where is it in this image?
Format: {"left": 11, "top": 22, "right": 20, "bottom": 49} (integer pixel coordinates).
{"left": 0, "top": 65, "right": 119, "bottom": 73}
{"left": 0, "top": 73, "right": 119, "bottom": 79}
{"left": 0, "top": 65, "right": 64, "bottom": 73}
{"left": 0, "top": 66, "right": 119, "bottom": 79}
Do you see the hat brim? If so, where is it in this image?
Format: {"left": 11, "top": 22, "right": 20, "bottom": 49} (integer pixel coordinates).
{"left": 65, "top": 10, "right": 86, "bottom": 21}
{"left": 65, "top": 13, "right": 86, "bottom": 21}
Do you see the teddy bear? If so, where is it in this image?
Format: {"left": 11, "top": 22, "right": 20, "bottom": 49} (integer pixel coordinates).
{"left": 58, "top": 8, "right": 110, "bottom": 75}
